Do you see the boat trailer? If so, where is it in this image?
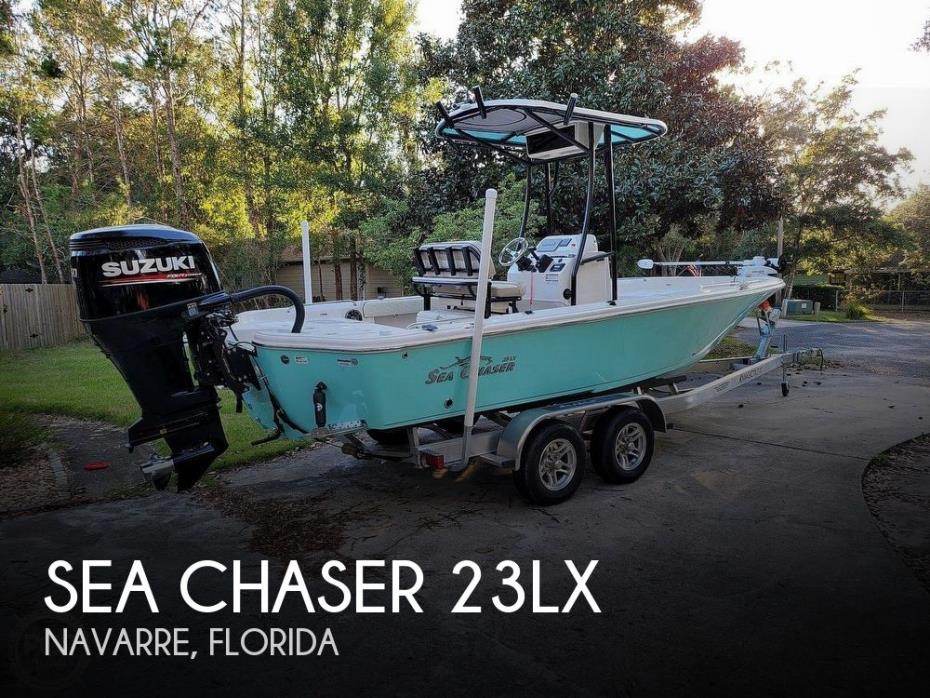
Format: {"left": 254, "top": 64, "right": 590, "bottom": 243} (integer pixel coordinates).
{"left": 330, "top": 313, "right": 823, "bottom": 504}
{"left": 318, "top": 191, "right": 822, "bottom": 505}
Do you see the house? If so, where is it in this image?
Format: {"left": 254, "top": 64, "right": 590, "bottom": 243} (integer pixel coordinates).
{"left": 0, "top": 267, "right": 44, "bottom": 284}
{"left": 273, "top": 245, "right": 405, "bottom": 302}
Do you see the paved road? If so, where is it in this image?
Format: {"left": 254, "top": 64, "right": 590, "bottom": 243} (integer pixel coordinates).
{"left": 738, "top": 316, "right": 930, "bottom": 378}
{"left": 1, "top": 321, "right": 929, "bottom": 696}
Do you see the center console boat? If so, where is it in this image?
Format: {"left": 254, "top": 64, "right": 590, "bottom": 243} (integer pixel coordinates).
{"left": 70, "top": 94, "right": 798, "bottom": 503}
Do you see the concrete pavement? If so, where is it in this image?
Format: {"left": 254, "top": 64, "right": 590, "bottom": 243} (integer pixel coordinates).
{"left": 738, "top": 315, "right": 930, "bottom": 378}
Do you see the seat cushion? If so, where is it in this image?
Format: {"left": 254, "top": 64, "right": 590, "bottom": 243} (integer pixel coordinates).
{"left": 489, "top": 280, "right": 522, "bottom": 299}
{"left": 415, "top": 279, "right": 523, "bottom": 301}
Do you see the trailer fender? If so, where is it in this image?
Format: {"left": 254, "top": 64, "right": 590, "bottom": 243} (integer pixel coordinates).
{"left": 634, "top": 398, "right": 667, "bottom": 433}
{"left": 499, "top": 393, "right": 664, "bottom": 471}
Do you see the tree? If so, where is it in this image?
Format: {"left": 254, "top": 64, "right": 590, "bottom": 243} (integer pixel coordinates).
{"left": 0, "top": 8, "right": 61, "bottom": 282}
{"left": 269, "top": 0, "right": 419, "bottom": 299}
{"left": 0, "top": 0, "right": 916, "bottom": 300}
{"left": 417, "top": 0, "right": 782, "bottom": 264}
{"left": 762, "top": 74, "right": 912, "bottom": 291}
{"left": 914, "top": 16, "right": 930, "bottom": 52}
{"left": 32, "top": 0, "right": 103, "bottom": 199}
{"left": 0, "top": 0, "right": 13, "bottom": 56}
{"left": 361, "top": 174, "right": 543, "bottom": 283}
{"left": 120, "top": 0, "right": 216, "bottom": 225}
{"left": 891, "top": 184, "right": 930, "bottom": 267}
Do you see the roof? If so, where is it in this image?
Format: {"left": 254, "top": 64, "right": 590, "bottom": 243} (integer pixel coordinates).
{"left": 278, "top": 244, "right": 373, "bottom": 265}
{"left": 844, "top": 267, "right": 930, "bottom": 274}
{"left": 0, "top": 267, "right": 43, "bottom": 283}
{"left": 435, "top": 97, "right": 666, "bottom": 162}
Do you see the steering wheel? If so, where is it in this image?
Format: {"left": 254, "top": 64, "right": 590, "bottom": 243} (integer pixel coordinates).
{"left": 499, "top": 237, "right": 530, "bottom": 266}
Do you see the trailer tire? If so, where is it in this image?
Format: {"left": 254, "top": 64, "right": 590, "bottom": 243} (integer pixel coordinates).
{"left": 591, "top": 408, "right": 654, "bottom": 484}
{"left": 367, "top": 428, "right": 409, "bottom": 446}
{"left": 515, "top": 421, "right": 585, "bottom": 505}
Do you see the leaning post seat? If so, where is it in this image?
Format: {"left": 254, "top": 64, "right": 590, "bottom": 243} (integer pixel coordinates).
{"left": 412, "top": 240, "right": 523, "bottom": 315}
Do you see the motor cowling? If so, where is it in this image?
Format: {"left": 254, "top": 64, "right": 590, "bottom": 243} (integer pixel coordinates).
{"left": 70, "top": 224, "right": 228, "bottom": 490}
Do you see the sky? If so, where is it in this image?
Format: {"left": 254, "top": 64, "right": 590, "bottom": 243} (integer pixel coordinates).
{"left": 414, "top": 0, "right": 930, "bottom": 192}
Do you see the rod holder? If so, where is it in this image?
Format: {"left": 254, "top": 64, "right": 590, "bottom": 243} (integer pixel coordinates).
{"left": 435, "top": 100, "right": 451, "bottom": 127}
{"left": 564, "top": 93, "right": 578, "bottom": 124}
{"left": 472, "top": 86, "right": 487, "bottom": 118}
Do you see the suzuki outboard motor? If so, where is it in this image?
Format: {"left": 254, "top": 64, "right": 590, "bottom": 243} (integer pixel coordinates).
{"left": 70, "top": 224, "right": 303, "bottom": 490}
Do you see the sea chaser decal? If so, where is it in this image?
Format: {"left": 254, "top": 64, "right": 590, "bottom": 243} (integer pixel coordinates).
{"left": 99, "top": 256, "right": 200, "bottom": 287}
{"left": 425, "top": 354, "right": 516, "bottom": 385}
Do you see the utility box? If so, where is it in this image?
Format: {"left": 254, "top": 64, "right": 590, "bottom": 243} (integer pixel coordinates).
{"left": 786, "top": 299, "right": 814, "bottom": 315}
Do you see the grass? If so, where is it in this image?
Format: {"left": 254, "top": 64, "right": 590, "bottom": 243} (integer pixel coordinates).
{"left": 0, "top": 411, "right": 50, "bottom": 468}
{"left": 0, "top": 341, "right": 303, "bottom": 470}
{"left": 786, "top": 308, "right": 879, "bottom": 323}
{"left": 706, "top": 335, "right": 758, "bottom": 359}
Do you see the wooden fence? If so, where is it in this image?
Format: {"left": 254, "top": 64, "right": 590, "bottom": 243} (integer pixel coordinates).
{"left": 0, "top": 284, "right": 87, "bottom": 351}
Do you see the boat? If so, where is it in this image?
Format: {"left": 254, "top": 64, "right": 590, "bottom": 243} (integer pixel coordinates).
{"left": 70, "top": 93, "right": 785, "bottom": 499}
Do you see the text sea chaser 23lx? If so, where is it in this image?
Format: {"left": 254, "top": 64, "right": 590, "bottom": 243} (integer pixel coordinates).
{"left": 72, "top": 94, "right": 805, "bottom": 504}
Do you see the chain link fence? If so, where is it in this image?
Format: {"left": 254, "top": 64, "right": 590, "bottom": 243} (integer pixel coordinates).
{"left": 791, "top": 285, "right": 930, "bottom": 313}
{"left": 861, "top": 289, "right": 930, "bottom": 313}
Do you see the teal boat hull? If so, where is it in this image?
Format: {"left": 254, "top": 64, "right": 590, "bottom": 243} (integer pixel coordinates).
{"left": 240, "top": 288, "right": 770, "bottom": 437}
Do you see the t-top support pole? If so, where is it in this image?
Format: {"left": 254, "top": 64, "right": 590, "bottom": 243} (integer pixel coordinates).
{"left": 604, "top": 125, "right": 618, "bottom": 302}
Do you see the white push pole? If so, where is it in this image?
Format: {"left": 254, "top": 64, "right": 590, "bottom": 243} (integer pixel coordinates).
{"left": 300, "top": 220, "right": 313, "bottom": 304}
{"left": 461, "top": 188, "right": 497, "bottom": 464}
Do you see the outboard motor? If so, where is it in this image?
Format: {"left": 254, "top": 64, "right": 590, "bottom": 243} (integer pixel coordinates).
{"left": 70, "top": 224, "right": 303, "bottom": 491}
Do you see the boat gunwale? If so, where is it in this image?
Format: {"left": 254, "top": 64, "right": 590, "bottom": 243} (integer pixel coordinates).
{"left": 245, "top": 276, "right": 783, "bottom": 354}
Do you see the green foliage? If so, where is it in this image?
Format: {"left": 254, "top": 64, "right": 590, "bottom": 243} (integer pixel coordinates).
{"left": 362, "top": 175, "right": 543, "bottom": 283}
{"left": 429, "top": 176, "right": 545, "bottom": 272}
{"left": 0, "top": 0, "right": 425, "bottom": 296}
{"left": 763, "top": 73, "right": 912, "bottom": 283}
{"left": 0, "top": 0, "right": 915, "bottom": 294}
{"left": 0, "top": 411, "right": 49, "bottom": 468}
{"left": 844, "top": 300, "right": 868, "bottom": 320}
{"left": 358, "top": 197, "right": 423, "bottom": 283}
{"left": 891, "top": 184, "right": 930, "bottom": 267}
{"left": 419, "top": 0, "right": 783, "bottom": 252}
{"left": 0, "top": 1, "right": 12, "bottom": 56}
{"left": 270, "top": 0, "right": 419, "bottom": 218}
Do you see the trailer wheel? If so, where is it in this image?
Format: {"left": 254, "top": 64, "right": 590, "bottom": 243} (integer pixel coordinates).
{"left": 590, "top": 408, "right": 654, "bottom": 484}
{"left": 514, "top": 421, "right": 585, "bottom": 505}
{"left": 367, "top": 428, "right": 409, "bottom": 446}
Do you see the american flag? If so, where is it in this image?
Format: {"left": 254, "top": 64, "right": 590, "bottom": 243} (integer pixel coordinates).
{"left": 683, "top": 263, "right": 701, "bottom": 277}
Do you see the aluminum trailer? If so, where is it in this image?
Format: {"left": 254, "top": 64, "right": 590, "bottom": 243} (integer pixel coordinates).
{"left": 330, "top": 314, "right": 823, "bottom": 505}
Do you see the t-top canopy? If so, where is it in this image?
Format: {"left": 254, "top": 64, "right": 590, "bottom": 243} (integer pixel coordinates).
{"left": 435, "top": 96, "right": 667, "bottom": 163}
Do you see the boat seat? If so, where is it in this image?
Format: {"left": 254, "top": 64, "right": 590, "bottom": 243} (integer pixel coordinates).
{"left": 409, "top": 276, "right": 523, "bottom": 299}
{"left": 412, "top": 240, "right": 523, "bottom": 308}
